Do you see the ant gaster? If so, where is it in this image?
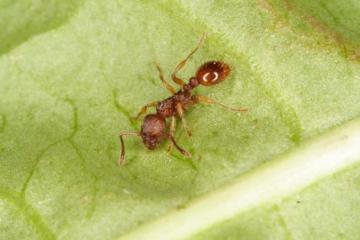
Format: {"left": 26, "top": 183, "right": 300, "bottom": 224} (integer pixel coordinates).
{"left": 118, "top": 34, "right": 247, "bottom": 165}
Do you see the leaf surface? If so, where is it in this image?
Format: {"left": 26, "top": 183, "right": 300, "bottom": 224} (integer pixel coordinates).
{"left": 0, "top": 0, "right": 360, "bottom": 239}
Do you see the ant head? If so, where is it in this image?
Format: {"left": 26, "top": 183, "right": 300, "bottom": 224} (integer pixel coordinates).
{"left": 196, "top": 61, "right": 230, "bottom": 86}
{"left": 140, "top": 114, "right": 166, "bottom": 150}
{"left": 143, "top": 136, "right": 160, "bottom": 150}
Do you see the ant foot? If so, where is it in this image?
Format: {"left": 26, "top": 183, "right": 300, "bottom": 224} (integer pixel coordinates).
{"left": 117, "top": 156, "right": 126, "bottom": 166}
{"left": 183, "top": 150, "right": 192, "bottom": 158}
{"left": 186, "top": 130, "right": 192, "bottom": 137}
{"left": 167, "top": 143, "right": 174, "bottom": 153}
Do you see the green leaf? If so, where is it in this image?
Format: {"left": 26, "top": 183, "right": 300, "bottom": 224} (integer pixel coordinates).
{"left": 0, "top": 0, "right": 359, "bottom": 239}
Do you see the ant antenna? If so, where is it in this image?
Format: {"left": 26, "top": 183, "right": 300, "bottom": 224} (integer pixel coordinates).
{"left": 118, "top": 132, "right": 140, "bottom": 166}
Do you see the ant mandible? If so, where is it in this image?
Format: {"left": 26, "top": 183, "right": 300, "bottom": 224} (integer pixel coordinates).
{"left": 118, "top": 34, "right": 247, "bottom": 165}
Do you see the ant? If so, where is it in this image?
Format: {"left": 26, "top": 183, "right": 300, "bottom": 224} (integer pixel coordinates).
{"left": 118, "top": 34, "right": 247, "bottom": 165}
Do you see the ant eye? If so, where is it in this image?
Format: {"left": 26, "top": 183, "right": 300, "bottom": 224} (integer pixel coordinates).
{"left": 196, "top": 61, "right": 230, "bottom": 86}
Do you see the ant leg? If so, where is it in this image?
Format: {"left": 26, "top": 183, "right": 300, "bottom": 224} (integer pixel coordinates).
{"left": 171, "top": 33, "right": 207, "bottom": 87}
{"left": 134, "top": 101, "right": 158, "bottom": 120}
{"left": 167, "top": 116, "right": 177, "bottom": 153}
{"left": 176, "top": 103, "right": 192, "bottom": 137}
{"left": 168, "top": 134, "right": 191, "bottom": 158}
{"left": 194, "top": 95, "right": 248, "bottom": 112}
{"left": 155, "top": 63, "right": 176, "bottom": 94}
{"left": 118, "top": 132, "right": 140, "bottom": 166}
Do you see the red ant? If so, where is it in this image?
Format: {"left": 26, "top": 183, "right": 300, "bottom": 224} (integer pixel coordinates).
{"left": 118, "top": 34, "right": 247, "bottom": 165}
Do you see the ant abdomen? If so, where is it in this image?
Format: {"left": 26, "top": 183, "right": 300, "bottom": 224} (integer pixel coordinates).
{"left": 196, "top": 61, "right": 231, "bottom": 86}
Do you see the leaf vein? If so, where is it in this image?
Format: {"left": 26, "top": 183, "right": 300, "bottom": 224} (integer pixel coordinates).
{"left": 0, "top": 187, "right": 56, "bottom": 240}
